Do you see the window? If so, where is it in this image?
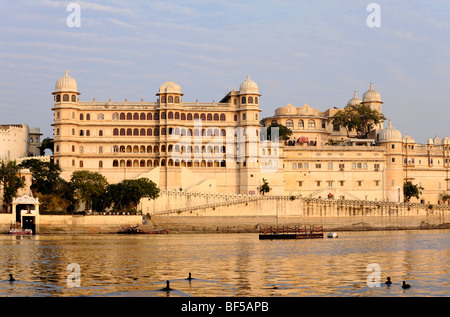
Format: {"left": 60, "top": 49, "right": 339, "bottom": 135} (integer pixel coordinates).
{"left": 241, "top": 97, "right": 246, "bottom": 104}
{"left": 375, "top": 180, "right": 380, "bottom": 186}
{"left": 243, "top": 114, "right": 246, "bottom": 120}
{"left": 113, "top": 113, "right": 119, "bottom": 120}
{"left": 79, "top": 161, "right": 83, "bottom": 168}
{"left": 200, "top": 113, "right": 206, "bottom": 120}
{"left": 113, "top": 128, "right": 119, "bottom": 136}
{"left": 98, "top": 113, "right": 104, "bottom": 121}
{"left": 56, "top": 95, "right": 61, "bottom": 102}
{"left": 298, "top": 120, "right": 304, "bottom": 129}
{"left": 86, "top": 114, "right": 90, "bottom": 120}
{"left": 316, "top": 181, "right": 321, "bottom": 187}
{"left": 391, "top": 144, "right": 395, "bottom": 149}
{"left": 63, "top": 94, "right": 69, "bottom": 102}
{"left": 140, "top": 113, "right": 146, "bottom": 120}
{"left": 175, "top": 96, "right": 180, "bottom": 103}
{"left": 71, "top": 95, "right": 76, "bottom": 102}
{"left": 328, "top": 163, "right": 333, "bottom": 169}
{"left": 99, "top": 130, "right": 103, "bottom": 137}
{"left": 286, "top": 120, "right": 293, "bottom": 128}
{"left": 248, "top": 96, "right": 253, "bottom": 103}
{"left": 120, "top": 113, "right": 125, "bottom": 120}
{"left": 99, "top": 146, "right": 103, "bottom": 154}
{"left": 168, "top": 112, "right": 173, "bottom": 119}
{"left": 315, "top": 163, "right": 321, "bottom": 169}
{"left": 339, "top": 181, "right": 344, "bottom": 186}
{"left": 308, "top": 120, "right": 315, "bottom": 129}
{"left": 298, "top": 181, "right": 303, "bottom": 187}
{"left": 175, "top": 112, "right": 180, "bottom": 119}
{"left": 80, "top": 114, "right": 84, "bottom": 120}
{"left": 357, "top": 181, "right": 363, "bottom": 186}
{"left": 339, "top": 163, "right": 345, "bottom": 170}
{"left": 168, "top": 96, "right": 173, "bottom": 103}
{"left": 127, "top": 113, "right": 132, "bottom": 120}
{"left": 220, "top": 113, "right": 226, "bottom": 121}
{"left": 327, "top": 181, "right": 333, "bottom": 187}
{"left": 214, "top": 114, "right": 219, "bottom": 121}
{"left": 133, "top": 113, "right": 139, "bottom": 120}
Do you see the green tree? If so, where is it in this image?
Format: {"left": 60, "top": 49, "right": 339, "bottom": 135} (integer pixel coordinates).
{"left": 107, "top": 178, "right": 159, "bottom": 212}
{"left": 71, "top": 170, "right": 109, "bottom": 212}
{"left": 266, "top": 123, "right": 293, "bottom": 141}
{"left": 0, "top": 161, "right": 25, "bottom": 212}
{"left": 19, "top": 159, "right": 76, "bottom": 212}
{"left": 260, "top": 178, "right": 270, "bottom": 196}
{"left": 331, "top": 104, "right": 386, "bottom": 139}
{"left": 39, "top": 137, "right": 54, "bottom": 155}
{"left": 403, "top": 181, "right": 424, "bottom": 202}
{"left": 439, "top": 192, "right": 450, "bottom": 204}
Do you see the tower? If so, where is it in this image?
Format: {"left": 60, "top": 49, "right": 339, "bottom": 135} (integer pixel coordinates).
{"left": 52, "top": 71, "right": 80, "bottom": 176}
{"left": 362, "top": 83, "right": 384, "bottom": 130}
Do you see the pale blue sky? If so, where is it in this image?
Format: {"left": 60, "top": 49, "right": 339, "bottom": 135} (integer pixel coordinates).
{"left": 1, "top": 0, "right": 449, "bottom": 143}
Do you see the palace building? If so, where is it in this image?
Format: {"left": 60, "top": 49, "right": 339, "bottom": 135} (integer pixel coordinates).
{"left": 51, "top": 71, "right": 450, "bottom": 204}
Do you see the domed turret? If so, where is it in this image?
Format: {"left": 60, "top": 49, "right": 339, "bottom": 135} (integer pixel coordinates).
{"left": 347, "top": 91, "right": 362, "bottom": 107}
{"left": 239, "top": 76, "right": 259, "bottom": 94}
{"left": 362, "top": 83, "right": 382, "bottom": 103}
{"left": 54, "top": 70, "right": 78, "bottom": 93}
{"left": 158, "top": 81, "right": 182, "bottom": 95}
{"left": 378, "top": 120, "right": 402, "bottom": 143}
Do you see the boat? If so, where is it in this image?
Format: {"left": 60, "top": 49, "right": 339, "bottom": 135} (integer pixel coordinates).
{"left": 9, "top": 229, "right": 33, "bottom": 235}
{"left": 117, "top": 225, "right": 168, "bottom": 234}
{"left": 259, "top": 225, "right": 324, "bottom": 240}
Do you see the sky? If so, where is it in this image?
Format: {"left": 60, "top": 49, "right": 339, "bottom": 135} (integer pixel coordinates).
{"left": 1, "top": 0, "right": 449, "bottom": 143}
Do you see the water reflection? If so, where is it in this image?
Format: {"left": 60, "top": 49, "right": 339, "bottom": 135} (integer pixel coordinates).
{"left": 0, "top": 230, "right": 448, "bottom": 297}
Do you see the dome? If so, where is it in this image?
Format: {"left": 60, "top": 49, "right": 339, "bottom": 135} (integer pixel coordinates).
{"left": 159, "top": 81, "right": 181, "bottom": 94}
{"left": 378, "top": 120, "right": 402, "bottom": 143}
{"left": 347, "top": 91, "right": 362, "bottom": 106}
{"left": 362, "top": 83, "right": 382, "bottom": 103}
{"left": 239, "top": 76, "right": 259, "bottom": 94}
{"left": 427, "top": 138, "right": 434, "bottom": 145}
{"left": 54, "top": 70, "right": 78, "bottom": 93}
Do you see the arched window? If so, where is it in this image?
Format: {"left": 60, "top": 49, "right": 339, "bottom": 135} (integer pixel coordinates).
{"left": 99, "top": 146, "right": 103, "bottom": 154}
{"left": 207, "top": 113, "right": 212, "bottom": 121}
{"left": 140, "top": 113, "right": 146, "bottom": 120}
{"left": 127, "top": 128, "right": 132, "bottom": 136}
{"left": 286, "top": 119, "right": 293, "bottom": 128}
{"left": 213, "top": 114, "right": 219, "bottom": 121}
{"left": 113, "top": 160, "right": 119, "bottom": 167}
{"left": 175, "top": 112, "right": 180, "bottom": 119}
{"left": 113, "top": 128, "right": 119, "bottom": 136}
{"left": 79, "top": 130, "right": 84, "bottom": 136}
{"left": 147, "top": 113, "right": 152, "bottom": 120}
{"left": 194, "top": 113, "right": 199, "bottom": 120}
{"left": 86, "top": 114, "right": 90, "bottom": 120}
{"left": 147, "top": 146, "right": 152, "bottom": 153}
{"left": 133, "top": 128, "right": 139, "bottom": 136}
{"left": 161, "top": 128, "right": 166, "bottom": 135}
{"left": 127, "top": 113, "right": 132, "bottom": 120}
{"left": 187, "top": 113, "right": 192, "bottom": 120}
{"left": 72, "top": 128, "right": 75, "bottom": 136}
{"left": 168, "top": 112, "right": 173, "bottom": 119}
{"left": 113, "top": 145, "right": 118, "bottom": 153}
{"left": 133, "top": 113, "right": 139, "bottom": 120}
{"left": 168, "top": 96, "right": 173, "bottom": 103}
{"left": 80, "top": 114, "right": 84, "bottom": 120}
{"left": 221, "top": 129, "right": 226, "bottom": 136}
{"left": 161, "top": 112, "right": 166, "bottom": 119}
{"left": 175, "top": 96, "right": 180, "bottom": 103}
{"left": 56, "top": 95, "right": 61, "bottom": 102}
{"left": 98, "top": 113, "right": 104, "bottom": 121}
{"left": 308, "top": 120, "right": 315, "bottom": 129}
{"left": 243, "top": 113, "right": 246, "bottom": 120}
{"left": 248, "top": 96, "right": 253, "bottom": 104}
{"left": 271, "top": 120, "right": 277, "bottom": 125}
{"left": 255, "top": 97, "right": 258, "bottom": 104}
{"left": 86, "top": 130, "right": 90, "bottom": 136}
{"left": 234, "top": 114, "right": 238, "bottom": 121}
{"left": 71, "top": 95, "right": 76, "bottom": 102}
{"left": 298, "top": 120, "right": 304, "bottom": 128}
{"left": 120, "top": 113, "right": 125, "bottom": 120}
{"left": 113, "top": 113, "right": 119, "bottom": 120}
{"left": 241, "top": 96, "right": 246, "bottom": 104}
{"left": 120, "top": 128, "right": 125, "bottom": 136}
{"left": 181, "top": 113, "right": 186, "bottom": 120}
{"left": 201, "top": 113, "right": 206, "bottom": 121}
{"left": 161, "top": 96, "right": 166, "bottom": 103}
{"left": 140, "top": 128, "right": 145, "bottom": 136}
{"left": 154, "top": 113, "right": 159, "bottom": 120}
{"left": 147, "top": 128, "right": 152, "bottom": 136}
{"left": 63, "top": 94, "right": 69, "bottom": 102}
{"left": 154, "top": 128, "right": 159, "bottom": 136}
{"left": 99, "top": 130, "right": 103, "bottom": 137}
{"left": 220, "top": 113, "right": 226, "bottom": 121}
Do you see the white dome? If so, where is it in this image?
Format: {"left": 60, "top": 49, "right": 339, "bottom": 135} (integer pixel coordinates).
{"left": 347, "top": 91, "right": 362, "bottom": 106}
{"left": 159, "top": 81, "right": 181, "bottom": 94}
{"left": 239, "top": 76, "right": 259, "bottom": 94}
{"left": 363, "top": 83, "right": 382, "bottom": 103}
{"left": 378, "top": 120, "right": 402, "bottom": 143}
{"left": 427, "top": 138, "right": 434, "bottom": 145}
{"left": 55, "top": 70, "right": 78, "bottom": 93}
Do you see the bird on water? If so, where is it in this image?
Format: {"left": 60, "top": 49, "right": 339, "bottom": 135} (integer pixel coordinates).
{"left": 9, "top": 274, "right": 15, "bottom": 282}
{"left": 402, "top": 281, "right": 411, "bottom": 289}
{"left": 385, "top": 277, "right": 392, "bottom": 285}
{"left": 162, "top": 280, "right": 172, "bottom": 291}
{"left": 186, "top": 273, "right": 193, "bottom": 281}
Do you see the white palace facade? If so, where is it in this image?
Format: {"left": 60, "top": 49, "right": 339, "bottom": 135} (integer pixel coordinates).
{"left": 51, "top": 71, "right": 450, "bottom": 205}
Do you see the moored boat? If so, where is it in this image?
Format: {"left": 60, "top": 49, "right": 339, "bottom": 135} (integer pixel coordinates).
{"left": 9, "top": 229, "right": 33, "bottom": 235}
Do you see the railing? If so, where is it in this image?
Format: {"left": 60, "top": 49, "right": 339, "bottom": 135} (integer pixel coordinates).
{"left": 260, "top": 225, "right": 323, "bottom": 235}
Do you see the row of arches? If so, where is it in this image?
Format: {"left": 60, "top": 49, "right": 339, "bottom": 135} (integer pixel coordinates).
{"left": 273, "top": 119, "right": 326, "bottom": 129}
{"left": 112, "top": 159, "right": 227, "bottom": 168}
{"left": 112, "top": 144, "right": 227, "bottom": 154}
{"left": 55, "top": 94, "right": 77, "bottom": 103}
{"left": 112, "top": 127, "right": 228, "bottom": 137}
{"left": 112, "top": 112, "right": 227, "bottom": 121}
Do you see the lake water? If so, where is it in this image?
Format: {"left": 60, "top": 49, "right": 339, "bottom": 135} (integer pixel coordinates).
{"left": 0, "top": 230, "right": 448, "bottom": 297}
